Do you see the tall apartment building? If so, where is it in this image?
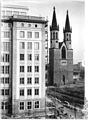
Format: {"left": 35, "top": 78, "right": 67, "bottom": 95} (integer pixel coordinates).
{"left": 1, "top": 5, "right": 48, "bottom": 117}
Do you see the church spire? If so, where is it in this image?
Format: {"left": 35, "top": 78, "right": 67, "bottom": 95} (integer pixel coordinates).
{"left": 64, "top": 10, "right": 72, "bottom": 33}
{"left": 50, "top": 6, "right": 59, "bottom": 31}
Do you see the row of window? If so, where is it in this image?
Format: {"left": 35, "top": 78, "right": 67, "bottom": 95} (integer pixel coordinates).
{"left": 20, "top": 66, "right": 39, "bottom": 72}
{"left": 0, "top": 77, "right": 39, "bottom": 85}
{"left": 1, "top": 53, "right": 40, "bottom": 63}
{"left": 1, "top": 88, "right": 39, "bottom": 96}
{"left": 20, "top": 31, "right": 39, "bottom": 38}
{"left": 1, "top": 101, "right": 39, "bottom": 110}
{"left": 20, "top": 23, "right": 38, "bottom": 28}
{"left": 2, "top": 42, "right": 39, "bottom": 52}
{"left": 51, "top": 32, "right": 58, "bottom": 40}
{"left": 19, "top": 88, "right": 39, "bottom": 96}
{"left": 19, "top": 101, "right": 39, "bottom": 110}
{"left": 20, "top": 42, "right": 39, "bottom": 50}
{"left": 2, "top": 10, "right": 26, "bottom": 16}
{"left": 20, "top": 77, "right": 39, "bottom": 84}
{"left": 1, "top": 65, "right": 39, "bottom": 74}
{"left": 20, "top": 54, "right": 39, "bottom": 61}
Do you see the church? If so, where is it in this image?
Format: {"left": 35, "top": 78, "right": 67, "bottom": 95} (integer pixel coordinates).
{"left": 49, "top": 7, "right": 73, "bottom": 86}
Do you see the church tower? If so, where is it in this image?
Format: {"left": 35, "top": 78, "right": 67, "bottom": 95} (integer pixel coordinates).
{"left": 49, "top": 7, "right": 73, "bottom": 86}
{"left": 63, "top": 10, "right": 72, "bottom": 49}
{"left": 50, "top": 7, "right": 59, "bottom": 48}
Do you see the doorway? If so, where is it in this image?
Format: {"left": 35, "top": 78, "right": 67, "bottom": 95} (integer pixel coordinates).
{"left": 63, "top": 75, "right": 65, "bottom": 85}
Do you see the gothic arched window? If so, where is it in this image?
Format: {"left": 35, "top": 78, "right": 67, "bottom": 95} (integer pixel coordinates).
{"left": 62, "top": 46, "right": 66, "bottom": 59}
{"left": 51, "top": 32, "right": 52, "bottom": 40}
{"left": 53, "top": 32, "right": 55, "bottom": 39}
{"left": 56, "top": 32, "right": 58, "bottom": 39}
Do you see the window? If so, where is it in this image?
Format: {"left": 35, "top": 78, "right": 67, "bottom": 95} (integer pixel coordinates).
{"left": 53, "top": 32, "right": 55, "bottom": 39}
{"left": 20, "top": 31, "right": 25, "bottom": 38}
{"left": 5, "top": 77, "right": 9, "bottom": 84}
{"left": 20, "top": 66, "right": 24, "bottom": 72}
{"left": 27, "top": 42, "right": 32, "bottom": 50}
{"left": 5, "top": 102, "right": 8, "bottom": 109}
{"left": 5, "top": 66, "right": 9, "bottom": 74}
{"left": 4, "top": 31, "right": 10, "bottom": 38}
{"left": 20, "top": 42, "right": 25, "bottom": 49}
{"left": 20, "top": 78, "right": 24, "bottom": 84}
{"left": 35, "top": 24, "right": 37, "bottom": 27}
{"left": 1, "top": 54, "right": 9, "bottom": 62}
{"left": 5, "top": 89, "right": 9, "bottom": 95}
{"left": 1, "top": 102, "right": 8, "bottom": 110}
{"left": 27, "top": 32, "right": 32, "bottom": 38}
{"left": 45, "top": 65, "right": 48, "bottom": 70}
{"left": 45, "top": 73, "right": 48, "bottom": 79}
{"left": 27, "top": 102, "right": 32, "bottom": 109}
{"left": 35, "top": 77, "right": 39, "bottom": 84}
{"left": 27, "top": 77, "right": 32, "bottom": 84}
{"left": 51, "top": 32, "right": 52, "bottom": 40}
{"left": 34, "top": 42, "right": 39, "bottom": 50}
{"left": 35, "top": 54, "right": 39, "bottom": 61}
{"left": 35, "top": 88, "right": 39, "bottom": 95}
{"left": 35, "top": 66, "right": 39, "bottom": 72}
{"left": 1, "top": 102, "right": 4, "bottom": 109}
{"left": 21, "top": 23, "right": 24, "bottom": 27}
{"left": 1, "top": 66, "right": 4, "bottom": 74}
{"left": 28, "top": 24, "right": 31, "bottom": 27}
{"left": 20, "top": 102, "right": 24, "bottom": 110}
{"left": 1, "top": 89, "right": 4, "bottom": 95}
{"left": 1, "top": 89, "right": 9, "bottom": 95}
{"left": 69, "top": 34, "right": 71, "bottom": 39}
{"left": 62, "top": 46, "right": 66, "bottom": 59}
{"left": 27, "top": 89, "right": 32, "bottom": 96}
{"left": 35, "top": 101, "right": 39, "bottom": 108}
{"left": 1, "top": 78, "right": 4, "bottom": 83}
{"left": 20, "top": 54, "right": 24, "bottom": 60}
{"left": 2, "top": 66, "right": 9, "bottom": 74}
{"left": 35, "top": 32, "right": 39, "bottom": 38}
{"left": 3, "top": 42, "right": 10, "bottom": 51}
{"left": 27, "top": 66, "right": 32, "bottom": 72}
{"left": 56, "top": 32, "right": 58, "bottom": 39}
{"left": 20, "top": 89, "right": 24, "bottom": 96}
{"left": 28, "top": 54, "right": 32, "bottom": 61}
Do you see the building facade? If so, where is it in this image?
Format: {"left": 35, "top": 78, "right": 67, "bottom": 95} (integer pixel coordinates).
{"left": 49, "top": 7, "right": 73, "bottom": 86}
{"left": 73, "top": 62, "right": 85, "bottom": 83}
{"left": 1, "top": 5, "right": 48, "bottom": 116}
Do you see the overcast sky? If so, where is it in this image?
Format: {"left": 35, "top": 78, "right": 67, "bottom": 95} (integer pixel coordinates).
{"left": 2, "top": 0, "right": 85, "bottom": 64}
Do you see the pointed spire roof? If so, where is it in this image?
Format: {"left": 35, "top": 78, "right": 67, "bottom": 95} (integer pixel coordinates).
{"left": 64, "top": 10, "right": 72, "bottom": 32}
{"left": 50, "top": 6, "right": 59, "bottom": 31}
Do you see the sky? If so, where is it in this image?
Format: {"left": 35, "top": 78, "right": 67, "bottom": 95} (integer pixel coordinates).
{"left": 2, "top": 0, "right": 85, "bottom": 64}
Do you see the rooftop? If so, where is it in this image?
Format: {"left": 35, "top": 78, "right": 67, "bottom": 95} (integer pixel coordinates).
{"left": 2, "top": 14, "right": 48, "bottom": 24}
{"left": 2, "top": 4, "right": 29, "bottom": 11}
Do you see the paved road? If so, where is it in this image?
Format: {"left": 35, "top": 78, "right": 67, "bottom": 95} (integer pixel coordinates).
{"left": 47, "top": 94, "right": 84, "bottom": 119}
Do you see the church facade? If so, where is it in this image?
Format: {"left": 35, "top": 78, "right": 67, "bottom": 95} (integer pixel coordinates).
{"left": 49, "top": 7, "right": 73, "bottom": 86}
